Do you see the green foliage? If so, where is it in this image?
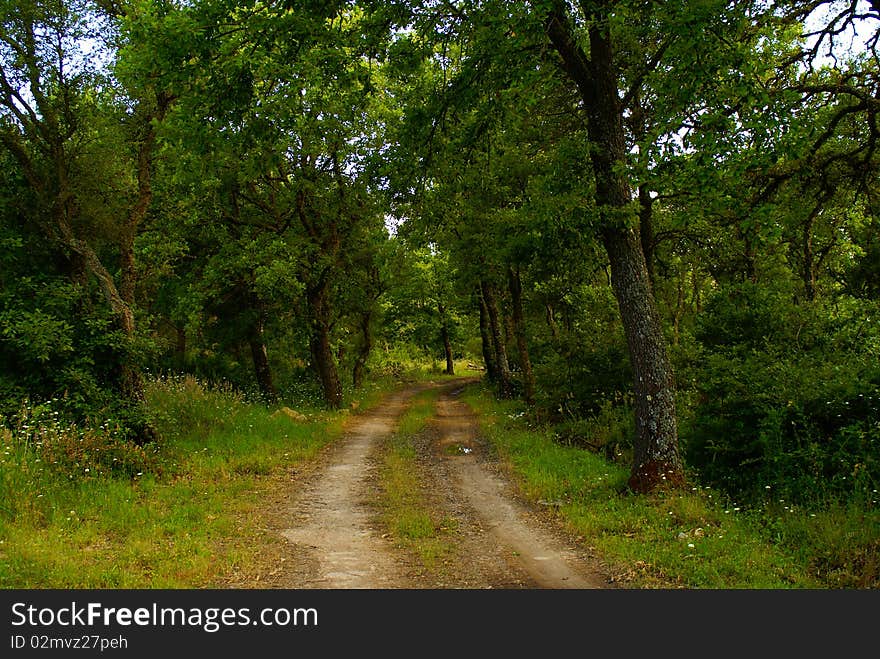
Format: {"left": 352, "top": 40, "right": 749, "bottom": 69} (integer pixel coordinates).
{"left": 684, "top": 284, "right": 880, "bottom": 506}
{"left": 0, "top": 211, "right": 152, "bottom": 426}
{"left": 2, "top": 0, "right": 879, "bottom": 588}
{"left": 1, "top": 400, "right": 158, "bottom": 486}
{"left": 463, "top": 382, "right": 878, "bottom": 588}
{"left": 0, "top": 373, "right": 365, "bottom": 587}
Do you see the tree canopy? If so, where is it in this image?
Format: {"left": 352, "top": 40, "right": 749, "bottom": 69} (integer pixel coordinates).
{"left": 2, "top": 0, "right": 878, "bottom": 501}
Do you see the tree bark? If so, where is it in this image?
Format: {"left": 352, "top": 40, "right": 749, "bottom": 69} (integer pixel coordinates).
{"left": 307, "top": 279, "right": 343, "bottom": 409}
{"left": 639, "top": 184, "right": 656, "bottom": 288}
{"left": 546, "top": 3, "right": 682, "bottom": 491}
{"left": 692, "top": 268, "right": 703, "bottom": 312}
{"left": 175, "top": 324, "right": 187, "bottom": 369}
{"left": 352, "top": 309, "right": 372, "bottom": 390}
{"left": 248, "top": 313, "right": 277, "bottom": 403}
{"left": 545, "top": 303, "right": 560, "bottom": 340}
{"left": 438, "top": 301, "right": 455, "bottom": 375}
{"left": 480, "top": 280, "right": 513, "bottom": 398}
{"left": 601, "top": 227, "right": 682, "bottom": 491}
{"left": 802, "top": 204, "right": 822, "bottom": 301}
{"left": 477, "top": 288, "right": 499, "bottom": 382}
{"left": 53, "top": 201, "right": 158, "bottom": 441}
{"left": 507, "top": 266, "right": 535, "bottom": 404}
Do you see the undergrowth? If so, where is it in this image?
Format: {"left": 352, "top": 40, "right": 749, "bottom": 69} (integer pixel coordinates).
{"left": 0, "top": 374, "right": 386, "bottom": 587}
{"left": 461, "top": 381, "right": 879, "bottom": 589}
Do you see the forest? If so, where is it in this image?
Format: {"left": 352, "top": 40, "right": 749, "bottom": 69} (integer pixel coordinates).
{"left": 1, "top": 0, "right": 878, "bottom": 588}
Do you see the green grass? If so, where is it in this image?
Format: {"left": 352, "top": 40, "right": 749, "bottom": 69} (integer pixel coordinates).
{"left": 0, "top": 374, "right": 388, "bottom": 588}
{"left": 377, "top": 388, "right": 457, "bottom": 571}
{"left": 7, "top": 369, "right": 868, "bottom": 589}
{"left": 371, "top": 356, "right": 483, "bottom": 384}
{"left": 461, "top": 382, "right": 879, "bottom": 589}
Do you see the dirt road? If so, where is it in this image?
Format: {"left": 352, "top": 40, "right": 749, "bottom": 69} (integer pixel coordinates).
{"left": 269, "top": 379, "right": 610, "bottom": 589}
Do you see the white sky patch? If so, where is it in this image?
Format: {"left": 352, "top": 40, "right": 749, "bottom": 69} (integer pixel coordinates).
{"left": 803, "top": 0, "right": 878, "bottom": 67}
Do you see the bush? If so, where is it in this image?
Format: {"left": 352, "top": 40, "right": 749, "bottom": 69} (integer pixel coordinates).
{"left": 3, "top": 400, "right": 160, "bottom": 482}
{"left": 684, "top": 285, "right": 880, "bottom": 506}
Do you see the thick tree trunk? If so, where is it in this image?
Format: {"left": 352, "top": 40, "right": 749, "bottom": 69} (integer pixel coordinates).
{"left": 352, "top": 310, "right": 372, "bottom": 390}
{"left": 307, "top": 280, "right": 343, "bottom": 409}
{"left": 507, "top": 266, "right": 536, "bottom": 404}
{"left": 248, "top": 314, "right": 277, "bottom": 402}
{"left": 546, "top": 5, "right": 682, "bottom": 491}
{"left": 480, "top": 280, "right": 513, "bottom": 398}
{"left": 477, "top": 289, "right": 499, "bottom": 382}
{"left": 601, "top": 228, "right": 682, "bottom": 491}
{"left": 438, "top": 302, "right": 455, "bottom": 375}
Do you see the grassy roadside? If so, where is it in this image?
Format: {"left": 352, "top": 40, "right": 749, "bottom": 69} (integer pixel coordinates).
{"left": 461, "top": 382, "right": 879, "bottom": 589}
{"left": 376, "top": 388, "right": 457, "bottom": 573}
{"left": 0, "top": 374, "right": 399, "bottom": 588}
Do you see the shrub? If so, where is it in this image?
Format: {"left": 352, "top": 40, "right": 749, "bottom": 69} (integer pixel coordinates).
{"left": 3, "top": 400, "right": 160, "bottom": 481}
{"left": 684, "top": 285, "right": 880, "bottom": 506}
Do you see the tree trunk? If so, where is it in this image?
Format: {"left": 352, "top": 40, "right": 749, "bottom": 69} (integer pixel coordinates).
{"left": 438, "top": 301, "right": 455, "bottom": 375}
{"left": 639, "top": 184, "right": 656, "bottom": 289}
{"left": 743, "top": 230, "right": 758, "bottom": 283}
{"left": 307, "top": 280, "right": 343, "bottom": 409}
{"left": 352, "top": 310, "right": 372, "bottom": 390}
{"left": 546, "top": 4, "right": 682, "bottom": 491}
{"left": 477, "top": 289, "right": 499, "bottom": 382}
{"left": 601, "top": 227, "right": 682, "bottom": 491}
{"left": 480, "top": 280, "right": 513, "bottom": 398}
{"left": 175, "top": 324, "right": 187, "bottom": 369}
{"left": 545, "top": 303, "right": 560, "bottom": 340}
{"left": 673, "top": 272, "right": 684, "bottom": 347}
{"left": 248, "top": 313, "right": 277, "bottom": 403}
{"left": 507, "top": 266, "right": 536, "bottom": 404}
{"left": 802, "top": 207, "right": 817, "bottom": 301}
{"left": 53, "top": 201, "right": 159, "bottom": 441}
{"left": 692, "top": 268, "right": 703, "bottom": 313}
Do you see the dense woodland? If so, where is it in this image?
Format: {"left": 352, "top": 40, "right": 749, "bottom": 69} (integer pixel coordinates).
{"left": 1, "top": 0, "right": 878, "bottom": 514}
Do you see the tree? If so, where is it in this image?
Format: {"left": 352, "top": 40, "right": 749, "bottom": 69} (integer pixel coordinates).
{"left": 148, "top": 0, "right": 390, "bottom": 408}
{"left": 0, "top": 0, "right": 168, "bottom": 440}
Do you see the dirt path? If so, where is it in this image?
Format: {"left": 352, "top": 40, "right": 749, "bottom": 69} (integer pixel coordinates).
{"left": 276, "top": 386, "right": 425, "bottom": 588}
{"left": 431, "top": 384, "right": 607, "bottom": 588}
{"left": 269, "top": 379, "right": 611, "bottom": 589}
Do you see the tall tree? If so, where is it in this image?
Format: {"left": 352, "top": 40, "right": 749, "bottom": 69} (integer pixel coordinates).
{"left": 0, "top": 0, "right": 168, "bottom": 440}
{"left": 540, "top": 0, "right": 683, "bottom": 490}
